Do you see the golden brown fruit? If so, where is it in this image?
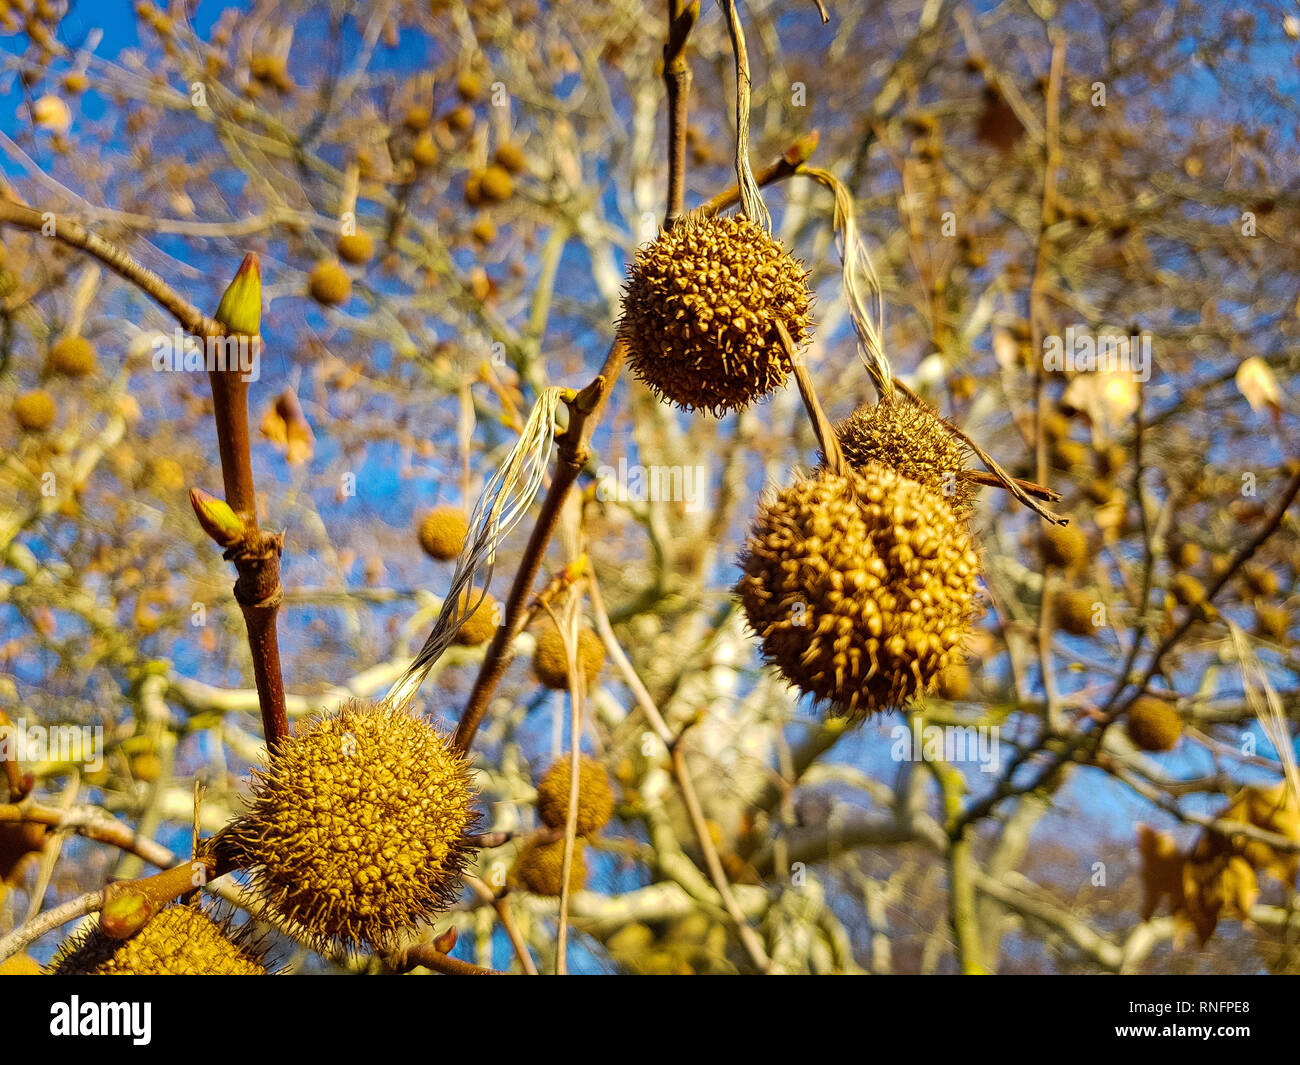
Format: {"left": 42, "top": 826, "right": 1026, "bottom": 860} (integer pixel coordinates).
{"left": 418, "top": 505, "right": 469, "bottom": 561}
{"left": 1126, "top": 696, "right": 1182, "bottom": 752}
{"left": 412, "top": 130, "right": 438, "bottom": 168}
{"left": 337, "top": 231, "right": 374, "bottom": 265}
{"left": 47, "top": 334, "right": 96, "bottom": 377}
{"left": 307, "top": 259, "right": 351, "bottom": 305}
{"left": 1054, "top": 589, "right": 1100, "bottom": 636}
{"left": 477, "top": 164, "right": 513, "bottom": 203}
{"left": 456, "top": 70, "right": 483, "bottom": 101}
{"left": 832, "top": 397, "right": 973, "bottom": 516}
{"left": 536, "top": 755, "right": 614, "bottom": 836}
{"left": 452, "top": 589, "right": 498, "bottom": 647}
{"left": 619, "top": 214, "right": 812, "bottom": 415}
{"left": 220, "top": 700, "right": 477, "bottom": 951}
{"left": 532, "top": 624, "right": 606, "bottom": 691}
{"left": 512, "top": 837, "right": 587, "bottom": 897}
{"left": 737, "top": 462, "right": 980, "bottom": 719}
{"left": 49, "top": 906, "right": 268, "bottom": 975}
{"left": 1040, "top": 522, "right": 1087, "bottom": 571}
{"left": 494, "top": 141, "right": 525, "bottom": 173}
{"left": 13, "top": 390, "right": 56, "bottom": 432}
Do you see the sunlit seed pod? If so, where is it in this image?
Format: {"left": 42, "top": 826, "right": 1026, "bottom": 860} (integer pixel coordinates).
{"left": 49, "top": 905, "right": 270, "bottom": 975}
{"left": 46, "top": 334, "right": 96, "bottom": 377}
{"left": 511, "top": 837, "right": 587, "bottom": 897}
{"left": 417, "top": 505, "right": 469, "bottom": 561}
{"left": 1125, "top": 696, "right": 1182, "bottom": 753}
{"left": 535, "top": 755, "right": 614, "bottom": 836}
{"left": 1054, "top": 588, "right": 1100, "bottom": 636}
{"left": 452, "top": 589, "right": 498, "bottom": 647}
{"left": 533, "top": 624, "right": 605, "bottom": 691}
{"left": 412, "top": 130, "right": 438, "bottom": 168}
{"left": 336, "top": 231, "right": 374, "bottom": 265}
{"left": 307, "top": 259, "right": 351, "bottom": 305}
{"left": 477, "top": 164, "right": 513, "bottom": 203}
{"left": 13, "top": 389, "right": 56, "bottom": 432}
{"left": 618, "top": 214, "right": 813, "bottom": 415}
{"left": 494, "top": 141, "right": 525, "bottom": 173}
{"left": 1040, "top": 522, "right": 1087, "bottom": 572}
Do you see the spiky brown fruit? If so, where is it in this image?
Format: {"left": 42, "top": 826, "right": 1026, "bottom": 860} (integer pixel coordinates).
{"left": 619, "top": 214, "right": 813, "bottom": 415}
{"left": 453, "top": 589, "right": 498, "bottom": 647}
{"left": 832, "top": 398, "right": 973, "bottom": 515}
{"left": 737, "top": 462, "right": 980, "bottom": 718}
{"left": 418, "top": 505, "right": 469, "bottom": 561}
{"left": 1054, "top": 589, "right": 1100, "bottom": 636}
{"left": 47, "top": 334, "right": 96, "bottom": 377}
{"left": 533, "top": 624, "right": 606, "bottom": 691}
{"left": 1126, "top": 696, "right": 1182, "bottom": 752}
{"left": 220, "top": 700, "right": 477, "bottom": 952}
{"left": 536, "top": 755, "right": 614, "bottom": 837}
{"left": 13, "top": 389, "right": 56, "bottom": 432}
{"left": 1041, "top": 522, "right": 1087, "bottom": 571}
{"left": 49, "top": 906, "right": 269, "bottom": 975}
{"left": 337, "top": 231, "right": 374, "bottom": 265}
{"left": 308, "top": 259, "right": 351, "bottom": 305}
{"left": 512, "top": 838, "right": 587, "bottom": 897}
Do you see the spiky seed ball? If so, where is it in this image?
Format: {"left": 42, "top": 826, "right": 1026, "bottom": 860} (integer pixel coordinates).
{"left": 737, "top": 461, "right": 980, "bottom": 718}
{"left": 478, "top": 164, "right": 513, "bottom": 203}
{"left": 337, "top": 231, "right": 374, "bottom": 265}
{"left": 536, "top": 756, "right": 614, "bottom": 836}
{"left": 308, "top": 259, "right": 351, "bottom": 305}
{"left": 512, "top": 838, "right": 587, "bottom": 897}
{"left": 1126, "top": 696, "right": 1182, "bottom": 752}
{"left": 832, "top": 398, "right": 973, "bottom": 515}
{"left": 533, "top": 624, "right": 606, "bottom": 691}
{"left": 49, "top": 906, "right": 268, "bottom": 975}
{"left": 1055, "top": 589, "right": 1100, "bottom": 636}
{"left": 453, "top": 589, "right": 498, "bottom": 647}
{"left": 221, "top": 700, "right": 477, "bottom": 952}
{"left": 619, "top": 214, "right": 813, "bottom": 415}
{"left": 1041, "top": 522, "right": 1087, "bottom": 571}
{"left": 494, "top": 142, "right": 525, "bottom": 173}
{"left": 418, "top": 505, "right": 469, "bottom": 561}
{"left": 47, "top": 335, "right": 96, "bottom": 377}
{"left": 13, "top": 390, "right": 56, "bottom": 432}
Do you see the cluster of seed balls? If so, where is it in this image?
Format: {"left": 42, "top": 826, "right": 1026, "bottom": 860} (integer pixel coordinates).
{"left": 512, "top": 755, "right": 615, "bottom": 897}
{"left": 50, "top": 905, "right": 269, "bottom": 976}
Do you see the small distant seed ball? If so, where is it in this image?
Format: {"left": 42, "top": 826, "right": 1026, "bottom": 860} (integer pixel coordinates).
{"left": 49, "top": 906, "right": 269, "bottom": 975}
{"left": 403, "top": 105, "right": 431, "bottom": 132}
{"left": 453, "top": 589, "right": 498, "bottom": 647}
{"left": 13, "top": 390, "right": 56, "bottom": 432}
{"left": 832, "top": 398, "right": 973, "bottom": 516}
{"left": 47, "top": 335, "right": 97, "bottom": 377}
{"left": 0, "top": 953, "right": 41, "bottom": 975}
{"left": 412, "top": 130, "right": 438, "bottom": 168}
{"left": 934, "top": 661, "right": 971, "bottom": 701}
{"left": 308, "top": 259, "right": 351, "bottom": 305}
{"left": 471, "top": 217, "right": 497, "bottom": 245}
{"left": 445, "top": 105, "right": 473, "bottom": 133}
{"left": 1041, "top": 522, "right": 1087, "bottom": 571}
{"left": 1242, "top": 563, "right": 1279, "bottom": 598}
{"left": 1171, "top": 573, "right": 1206, "bottom": 608}
{"left": 418, "top": 505, "right": 469, "bottom": 561}
{"left": 1125, "top": 696, "right": 1182, "bottom": 752}
{"left": 494, "top": 141, "right": 525, "bottom": 173}
{"left": 1054, "top": 589, "right": 1100, "bottom": 636}
{"left": 619, "top": 214, "right": 813, "bottom": 415}
{"left": 464, "top": 172, "right": 483, "bottom": 207}
{"left": 131, "top": 752, "right": 163, "bottom": 783}
{"left": 536, "top": 755, "right": 614, "bottom": 836}
{"left": 477, "top": 164, "right": 513, "bottom": 203}
{"left": 1051, "top": 439, "right": 1089, "bottom": 470}
{"left": 1172, "top": 540, "right": 1202, "bottom": 569}
{"left": 737, "top": 462, "right": 980, "bottom": 719}
{"left": 1255, "top": 604, "right": 1289, "bottom": 642}
{"left": 512, "top": 838, "right": 587, "bottom": 897}
{"left": 337, "top": 230, "right": 374, "bottom": 265}
{"left": 1085, "top": 479, "right": 1113, "bottom": 505}
{"left": 220, "top": 700, "right": 477, "bottom": 951}
{"left": 456, "top": 70, "right": 483, "bottom": 101}
{"left": 533, "top": 624, "right": 606, "bottom": 691}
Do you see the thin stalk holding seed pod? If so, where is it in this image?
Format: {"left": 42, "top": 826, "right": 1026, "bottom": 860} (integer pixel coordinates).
{"left": 386, "top": 387, "right": 568, "bottom": 708}
{"left": 718, "top": 0, "right": 770, "bottom": 230}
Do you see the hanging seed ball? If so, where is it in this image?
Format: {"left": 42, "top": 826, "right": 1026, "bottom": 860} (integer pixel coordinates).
{"left": 471, "top": 217, "right": 498, "bottom": 245}
{"left": 737, "top": 461, "right": 980, "bottom": 718}
{"left": 1054, "top": 589, "right": 1100, "bottom": 636}
{"left": 337, "top": 230, "right": 374, "bottom": 265}
{"left": 445, "top": 105, "right": 474, "bottom": 133}
{"left": 308, "top": 259, "right": 351, "bottom": 305}
{"left": 512, "top": 838, "right": 587, "bottom": 897}
{"left": 13, "top": 389, "right": 56, "bottom": 432}
{"left": 1242, "top": 563, "right": 1279, "bottom": 598}
{"left": 456, "top": 70, "right": 483, "bottom": 101}
{"left": 1255, "top": 604, "right": 1290, "bottom": 642}
{"left": 1171, "top": 573, "right": 1207, "bottom": 608}
{"left": 1125, "top": 696, "right": 1182, "bottom": 753}
{"left": 533, "top": 624, "right": 606, "bottom": 691}
{"left": 453, "top": 589, "right": 498, "bottom": 647}
{"left": 494, "top": 141, "right": 525, "bottom": 173}
{"left": 47, "top": 334, "right": 97, "bottom": 377}
{"left": 418, "top": 505, "right": 469, "bottom": 561}
{"left": 1041, "top": 522, "right": 1087, "bottom": 571}
{"left": 49, "top": 906, "right": 268, "bottom": 975}
{"left": 1171, "top": 540, "right": 1202, "bottom": 569}
{"left": 536, "top": 755, "right": 614, "bottom": 837}
{"left": 619, "top": 214, "right": 813, "bottom": 415}
{"left": 220, "top": 700, "right": 477, "bottom": 952}
{"left": 412, "top": 130, "right": 439, "bottom": 168}
{"left": 832, "top": 397, "right": 973, "bottom": 516}
{"left": 477, "top": 164, "right": 513, "bottom": 203}
{"left": 402, "top": 104, "right": 432, "bottom": 132}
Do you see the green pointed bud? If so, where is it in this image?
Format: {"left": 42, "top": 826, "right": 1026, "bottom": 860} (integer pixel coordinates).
{"left": 214, "top": 253, "right": 262, "bottom": 336}
{"left": 190, "top": 487, "right": 247, "bottom": 547}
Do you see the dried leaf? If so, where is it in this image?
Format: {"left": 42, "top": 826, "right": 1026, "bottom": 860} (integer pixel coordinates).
{"left": 1235, "top": 356, "right": 1281, "bottom": 419}
{"left": 260, "top": 388, "right": 316, "bottom": 466}
{"left": 1137, "top": 824, "right": 1186, "bottom": 922}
